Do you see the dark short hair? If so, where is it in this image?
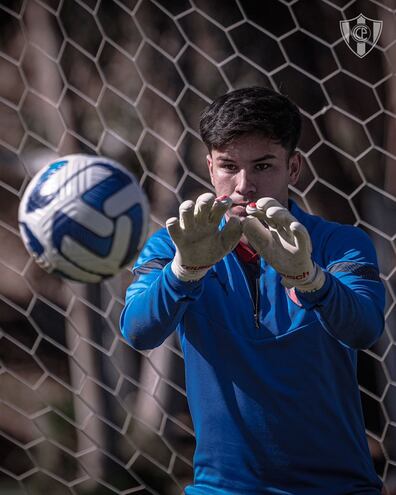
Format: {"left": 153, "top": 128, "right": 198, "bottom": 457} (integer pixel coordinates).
{"left": 199, "top": 87, "right": 302, "bottom": 154}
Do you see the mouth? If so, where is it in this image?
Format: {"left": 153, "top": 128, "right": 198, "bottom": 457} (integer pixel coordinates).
{"left": 231, "top": 200, "right": 251, "bottom": 209}
{"left": 229, "top": 204, "right": 249, "bottom": 217}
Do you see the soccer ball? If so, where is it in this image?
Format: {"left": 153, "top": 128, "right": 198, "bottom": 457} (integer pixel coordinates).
{"left": 18, "top": 154, "right": 150, "bottom": 283}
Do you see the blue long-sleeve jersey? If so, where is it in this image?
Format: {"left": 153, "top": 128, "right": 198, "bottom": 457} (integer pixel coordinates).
{"left": 120, "top": 201, "right": 385, "bottom": 495}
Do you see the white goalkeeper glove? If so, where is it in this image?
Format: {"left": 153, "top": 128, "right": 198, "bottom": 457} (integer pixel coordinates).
{"left": 166, "top": 193, "right": 242, "bottom": 281}
{"left": 243, "top": 198, "right": 325, "bottom": 292}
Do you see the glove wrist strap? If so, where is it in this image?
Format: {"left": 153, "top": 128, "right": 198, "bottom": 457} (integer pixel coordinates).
{"left": 294, "top": 263, "right": 326, "bottom": 293}
{"left": 171, "top": 259, "right": 211, "bottom": 282}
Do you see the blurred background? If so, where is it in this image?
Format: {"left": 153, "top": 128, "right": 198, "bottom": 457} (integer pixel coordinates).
{"left": 0, "top": 0, "right": 395, "bottom": 494}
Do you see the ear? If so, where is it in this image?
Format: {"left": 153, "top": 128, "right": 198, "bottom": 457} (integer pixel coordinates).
{"left": 207, "top": 154, "right": 215, "bottom": 186}
{"left": 288, "top": 151, "right": 302, "bottom": 186}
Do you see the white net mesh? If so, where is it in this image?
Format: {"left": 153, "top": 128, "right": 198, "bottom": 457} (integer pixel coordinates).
{"left": 0, "top": 0, "right": 395, "bottom": 493}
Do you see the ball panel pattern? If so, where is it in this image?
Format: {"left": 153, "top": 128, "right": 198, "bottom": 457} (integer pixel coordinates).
{"left": 26, "top": 160, "right": 68, "bottom": 213}
{"left": 19, "top": 222, "right": 45, "bottom": 257}
{"left": 18, "top": 154, "right": 149, "bottom": 282}
{"left": 52, "top": 211, "right": 114, "bottom": 258}
{"left": 81, "top": 163, "right": 134, "bottom": 214}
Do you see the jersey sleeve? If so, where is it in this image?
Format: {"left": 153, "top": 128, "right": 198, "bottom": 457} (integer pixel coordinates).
{"left": 296, "top": 225, "right": 385, "bottom": 349}
{"left": 119, "top": 228, "right": 204, "bottom": 350}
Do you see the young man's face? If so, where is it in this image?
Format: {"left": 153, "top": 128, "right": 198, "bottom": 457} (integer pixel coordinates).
{"left": 207, "top": 134, "right": 301, "bottom": 218}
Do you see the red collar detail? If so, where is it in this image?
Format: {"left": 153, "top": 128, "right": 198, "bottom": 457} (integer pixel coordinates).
{"left": 286, "top": 287, "right": 303, "bottom": 307}
{"left": 235, "top": 242, "right": 259, "bottom": 264}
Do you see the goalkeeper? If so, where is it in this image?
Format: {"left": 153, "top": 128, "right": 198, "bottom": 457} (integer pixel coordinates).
{"left": 120, "top": 87, "right": 385, "bottom": 495}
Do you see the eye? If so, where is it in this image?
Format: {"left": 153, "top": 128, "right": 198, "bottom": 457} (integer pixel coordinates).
{"left": 220, "top": 163, "right": 238, "bottom": 171}
{"left": 255, "top": 163, "right": 271, "bottom": 171}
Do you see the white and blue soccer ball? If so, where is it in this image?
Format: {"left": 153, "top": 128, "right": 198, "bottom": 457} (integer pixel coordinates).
{"left": 18, "top": 154, "right": 150, "bottom": 283}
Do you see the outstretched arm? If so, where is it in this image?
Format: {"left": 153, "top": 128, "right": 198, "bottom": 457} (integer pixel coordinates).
{"left": 120, "top": 193, "right": 242, "bottom": 350}
{"left": 243, "top": 198, "right": 385, "bottom": 349}
{"left": 120, "top": 258, "right": 203, "bottom": 350}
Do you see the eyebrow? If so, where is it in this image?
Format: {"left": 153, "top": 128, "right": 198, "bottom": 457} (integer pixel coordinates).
{"left": 252, "top": 154, "right": 277, "bottom": 162}
{"left": 217, "top": 154, "right": 277, "bottom": 162}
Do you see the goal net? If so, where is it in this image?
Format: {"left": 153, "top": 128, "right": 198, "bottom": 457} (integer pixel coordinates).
{"left": 0, "top": 0, "right": 395, "bottom": 494}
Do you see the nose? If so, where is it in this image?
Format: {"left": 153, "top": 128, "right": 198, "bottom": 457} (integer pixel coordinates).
{"left": 235, "top": 169, "right": 256, "bottom": 197}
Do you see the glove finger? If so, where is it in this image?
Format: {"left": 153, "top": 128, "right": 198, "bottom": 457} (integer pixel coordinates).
{"left": 256, "top": 197, "right": 283, "bottom": 214}
{"left": 210, "top": 195, "right": 232, "bottom": 225}
{"left": 242, "top": 216, "right": 272, "bottom": 253}
{"left": 179, "top": 200, "right": 195, "bottom": 230}
{"left": 266, "top": 206, "right": 296, "bottom": 243}
{"left": 266, "top": 206, "right": 296, "bottom": 225}
{"left": 251, "top": 197, "right": 282, "bottom": 224}
{"left": 256, "top": 197, "right": 283, "bottom": 208}
{"left": 220, "top": 216, "right": 242, "bottom": 252}
{"left": 290, "top": 221, "right": 312, "bottom": 255}
{"left": 194, "top": 192, "right": 215, "bottom": 223}
{"left": 166, "top": 216, "right": 183, "bottom": 243}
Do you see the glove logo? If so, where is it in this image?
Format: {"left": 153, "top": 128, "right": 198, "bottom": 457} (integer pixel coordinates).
{"left": 279, "top": 271, "right": 310, "bottom": 280}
